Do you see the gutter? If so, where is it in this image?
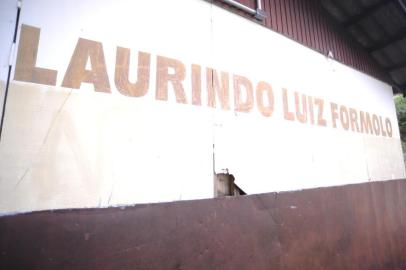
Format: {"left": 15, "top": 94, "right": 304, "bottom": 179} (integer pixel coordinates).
{"left": 219, "top": 0, "right": 266, "bottom": 20}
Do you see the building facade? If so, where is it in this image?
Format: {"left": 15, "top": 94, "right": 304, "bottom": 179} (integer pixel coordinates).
{"left": 0, "top": 0, "right": 404, "bottom": 213}
{"left": 1, "top": 1, "right": 406, "bottom": 268}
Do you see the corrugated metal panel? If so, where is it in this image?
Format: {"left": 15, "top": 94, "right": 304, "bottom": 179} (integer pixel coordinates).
{"left": 240, "top": 0, "right": 256, "bottom": 9}
{"left": 222, "top": 0, "right": 390, "bottom": 83}
{"left": 315, "top": 0, "right": 406, "bottom": 91}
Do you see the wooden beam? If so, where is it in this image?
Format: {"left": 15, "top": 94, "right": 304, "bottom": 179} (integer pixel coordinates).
{"left": 367, "top": 27, "right": 406, "bottom": 52}
{"left": 342, "top": 0, "right": 392, "bottom": 28}
{"left": 388, "top": 60, "right": 406, "bottom": 72}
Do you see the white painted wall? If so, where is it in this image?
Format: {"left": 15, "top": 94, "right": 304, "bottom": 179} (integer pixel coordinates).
{"left": 0, "top": 0, "right": 403, "bottom": 214}
{"left": 0, "top": 0, "right": 18, "bottom": 124}
{"left": 210, "top": 6, "right": 405, "bottom": 193}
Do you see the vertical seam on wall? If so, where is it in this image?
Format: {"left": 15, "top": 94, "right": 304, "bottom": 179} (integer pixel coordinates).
{"left": 0, "top": 1, "right": 21, "bottom": 141}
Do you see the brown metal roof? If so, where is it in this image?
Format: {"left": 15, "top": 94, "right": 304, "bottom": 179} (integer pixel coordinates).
{"left": 321, "top": 0, "right": 406, "bottom": 93}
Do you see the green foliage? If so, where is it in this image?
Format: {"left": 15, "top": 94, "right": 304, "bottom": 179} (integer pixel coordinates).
{"left": 394, "top": 95, "right": 406, "bottom": 142}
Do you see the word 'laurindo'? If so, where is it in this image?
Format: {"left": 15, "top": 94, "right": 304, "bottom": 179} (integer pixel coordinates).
{"left": 14, "top": 24, "right": 393, "bottom": 137}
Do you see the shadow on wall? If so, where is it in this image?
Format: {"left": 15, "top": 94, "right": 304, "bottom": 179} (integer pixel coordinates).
{"left": 214, "top": 173, "right": 246, "bottom": 197}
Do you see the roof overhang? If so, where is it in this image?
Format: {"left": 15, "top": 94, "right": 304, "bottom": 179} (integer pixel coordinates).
{"left": 321, "top": 0, "right": 406, "bottom": 94}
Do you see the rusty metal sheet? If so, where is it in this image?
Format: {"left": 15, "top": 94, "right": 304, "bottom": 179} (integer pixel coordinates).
{"left": 2, "top": 179, "right": 406, "bottom": 269}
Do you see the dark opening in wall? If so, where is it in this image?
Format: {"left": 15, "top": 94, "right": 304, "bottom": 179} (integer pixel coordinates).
{"left": 214, "top": 173, "right": 246, "bottom": 197}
